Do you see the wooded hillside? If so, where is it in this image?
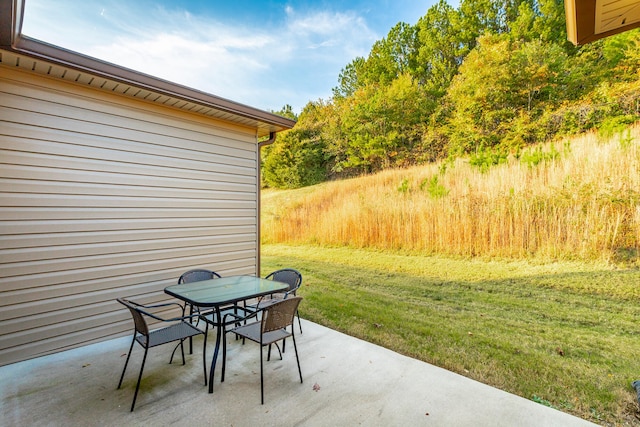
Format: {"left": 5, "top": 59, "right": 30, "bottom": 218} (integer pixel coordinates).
{"left": 262, "top": 0, "right": 640, "bottom": 189}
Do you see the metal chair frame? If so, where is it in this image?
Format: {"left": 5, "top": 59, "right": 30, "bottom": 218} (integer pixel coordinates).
{"left": 177, "top": 269, "right": 251, "bottom": 363}
{"left": 177, "top": 269, "right": 222, "bottom": 353}
{"left": 246, "top": 268, "right": 303, "bottom": 334}
{"left": 116, "top": 298, "right": 207, "bottom": 411}
{"left": 221, "top": 296, "right": 303, "bottom": 404}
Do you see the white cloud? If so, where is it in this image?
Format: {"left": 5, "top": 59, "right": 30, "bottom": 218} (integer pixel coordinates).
{"left": 21, "top": 0, "right": 378, "bottom": 112}
{"left": 284, "top": 7, "right": 376, "bottom": 56}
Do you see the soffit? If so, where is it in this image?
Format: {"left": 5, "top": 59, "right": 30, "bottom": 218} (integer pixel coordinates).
{"left": 0, "top": 48, "right": 293, "bottom": 138}
{"left": 566, "top": 0, "right": 640, "bottom": 45}
{"left": 595, "top": 0, "right": 640, "bottom": 33}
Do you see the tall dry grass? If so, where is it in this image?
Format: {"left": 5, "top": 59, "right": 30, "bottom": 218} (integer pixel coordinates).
{"left": 262, "top": 125, "right": 640, "bottom": 264}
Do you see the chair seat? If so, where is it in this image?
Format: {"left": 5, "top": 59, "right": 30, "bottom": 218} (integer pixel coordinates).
{"left": 232, "top": 321, "right": 292, "bottom": 345}
{"left": 136, "top": 322, "right": 203, "bottom": 348}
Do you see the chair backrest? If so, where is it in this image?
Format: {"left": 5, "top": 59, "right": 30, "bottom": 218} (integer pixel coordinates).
{"left": 261, "top": 296, "right": 302, "bottom": 334}
{"left": 178, "top": 269, "right": 221, "bottom": 284}
{"left": 265, "top": 269, "right": 302, "bottom": 293}
{"left": 117, "top": 298, "right": 149, "bottom": 337}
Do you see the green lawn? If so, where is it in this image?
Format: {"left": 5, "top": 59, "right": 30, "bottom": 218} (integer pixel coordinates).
{"left": 261, "top": 243, "right": 640, "bottom": 425}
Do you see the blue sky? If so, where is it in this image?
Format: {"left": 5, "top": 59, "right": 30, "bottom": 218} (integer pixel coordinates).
{"left": 22, "top": 0, "right": 439, "bottom": 114}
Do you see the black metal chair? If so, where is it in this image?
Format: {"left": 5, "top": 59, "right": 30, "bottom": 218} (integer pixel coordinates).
{"left": 221, "top": 296, "right": 303, "bottom": 404}
{"left": 177, "top": 269, "right": 221, "bottom": 352}
{"left": 178, "top": 269, "right": 222, "bottom": 320}
{"left": 179, "top": 269, "right": 221, "bottom": 285}
{"left": 116, "top": 298, "right": 207, "bottom": 412}
{"left": 178, "top": 269, "right": 249, "bottom": 344}
{"left": 245, "top": 269, "right": 303, "bottom": 334}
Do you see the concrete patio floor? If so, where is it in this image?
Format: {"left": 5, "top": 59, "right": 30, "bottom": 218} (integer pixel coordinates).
{"left": 1, "top": 319, "right": 597, "bottom": 426}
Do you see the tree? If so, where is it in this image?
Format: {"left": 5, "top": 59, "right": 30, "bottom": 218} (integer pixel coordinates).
{"left": 333, "top": 22, "right": 418, "bottom": 98}
{"left": 414, "top": 0, "right": 465, "bottom": 96}
{"left": 364, "top": 22, "right": 418, "bottom": 86}
{"left": 268, "top": 0, "right": 640, "bottom": 187}
{"left": 272, "top": 104, "right": 298, "bottom": 120}
{"left": 511, "top": 39, "right": 567, "bottom": 113}
{"left": 335, "top": 74, "right": 434, "bottom": 174}
{"left": 262, "top": 128, "right": 326, "bottom": 189}
{"left": 533, "top": 0, "right": 570, "bottom": 44}
{"left": 445, "top": 34, "right": 513, "bottom": 153}
{"left": 262, "top": 101, "right": 333, "bottom": 188}
{"left": 333, "top": 56, "right": 368, "bottom": 99}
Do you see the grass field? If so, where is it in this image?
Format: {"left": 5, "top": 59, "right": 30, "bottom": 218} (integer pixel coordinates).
{"left": 262, "top": 126, "right": 640, "bottom": 266}
{"left": 261, "top": 243, "right": 640, "bottom": 425}
{"left": 260, "top": 125, "right": 640, "bottom": 424}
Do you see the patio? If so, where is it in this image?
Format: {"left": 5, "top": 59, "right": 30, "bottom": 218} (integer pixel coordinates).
{"left": 1, "top": 319, "right": 596, "bottom": 426}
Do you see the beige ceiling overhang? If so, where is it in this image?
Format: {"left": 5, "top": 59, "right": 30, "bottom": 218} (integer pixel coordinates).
{"left": 0, "top": 0, "right": 295, "bottom": 138}
{"left": 565, "top": 0, "right": 640, "bottom": 45}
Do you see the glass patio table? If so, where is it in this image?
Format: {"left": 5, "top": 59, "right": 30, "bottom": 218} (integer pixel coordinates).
{"left": 165, "top": 275, "right": 288, "bottom": 393}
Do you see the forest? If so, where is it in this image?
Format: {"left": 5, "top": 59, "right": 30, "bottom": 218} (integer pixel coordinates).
{"left": 262, "top": 0, "right": 640, "bottom": 189}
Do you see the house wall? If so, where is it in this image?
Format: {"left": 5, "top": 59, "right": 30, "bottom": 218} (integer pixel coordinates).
{"left": 0, "top": 65, "right": 260, "bottom": 366}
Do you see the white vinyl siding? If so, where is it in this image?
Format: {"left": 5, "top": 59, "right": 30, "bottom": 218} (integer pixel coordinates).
{"left": 0, "top": 66, "right": 260, "bottom": 366}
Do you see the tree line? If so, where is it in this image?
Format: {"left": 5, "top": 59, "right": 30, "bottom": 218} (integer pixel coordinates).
{"left": 263, "top": 0, "right": 640, "bottom": 189}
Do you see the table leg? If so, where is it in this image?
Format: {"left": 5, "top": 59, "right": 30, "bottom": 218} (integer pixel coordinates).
{"left": 208, "top": 307, "right": 223, "bottom": 393}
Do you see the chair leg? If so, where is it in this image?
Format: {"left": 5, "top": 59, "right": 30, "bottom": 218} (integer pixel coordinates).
{"left": 169, "top": 342, "right": 180, "bottom": 363}
{"left": 203, "top": 323, "right": 209, "bottom": 386}
{"left": 281, "top": 311, "right": 301, "bottom": 353}
{"left": 187, "top": 304, "right": 203, "bottom": 354}
{"left": 292, "top": 333, "right": 303, "bottom": 384}
{"left": 221, "top": 327, "right": 228, "bottom": 382}
{"left": 131, "top": 347, "right": 149, "bottom": 412}
{"left": 260, "top": 344, "right": 265, "bottom": 405}
{"left": 169, "top": 339, "right": 187, "bottom": 365}
{"left": 188, "top": 304, "right": 194, "bottom": 354}
{"left": 267, "top": 343, "right": 282, "bottom": 361}
{"left": 118, "top": 335, "right": 136, "bottom": 389}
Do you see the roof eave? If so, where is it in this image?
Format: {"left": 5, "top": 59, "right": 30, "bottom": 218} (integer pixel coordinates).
{"left": 0, "top": 0, "right": 296, "bottom": 136}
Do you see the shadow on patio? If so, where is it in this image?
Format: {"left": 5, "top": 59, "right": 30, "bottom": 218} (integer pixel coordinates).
{"left": 1, "top": 320, "right": 596, "bottom": 426}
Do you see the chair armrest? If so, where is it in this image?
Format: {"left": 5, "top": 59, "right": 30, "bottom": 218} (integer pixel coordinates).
{"left": 133, "top": 305, "right": 196, "bottom": 323}
{"left": 282, "top": 290, "right": 295, "bottom": 298}
{"left": 129, "top": 300, "right": 185, "bottom": 312}
{"left": 275, "top": 285, "right": 300, "bottom": 299}
{"left": 222, "top": 309, "right": 259, "bottom": 325}
{"left": 130, "top": 300, "right": 184, "bottom": 309}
